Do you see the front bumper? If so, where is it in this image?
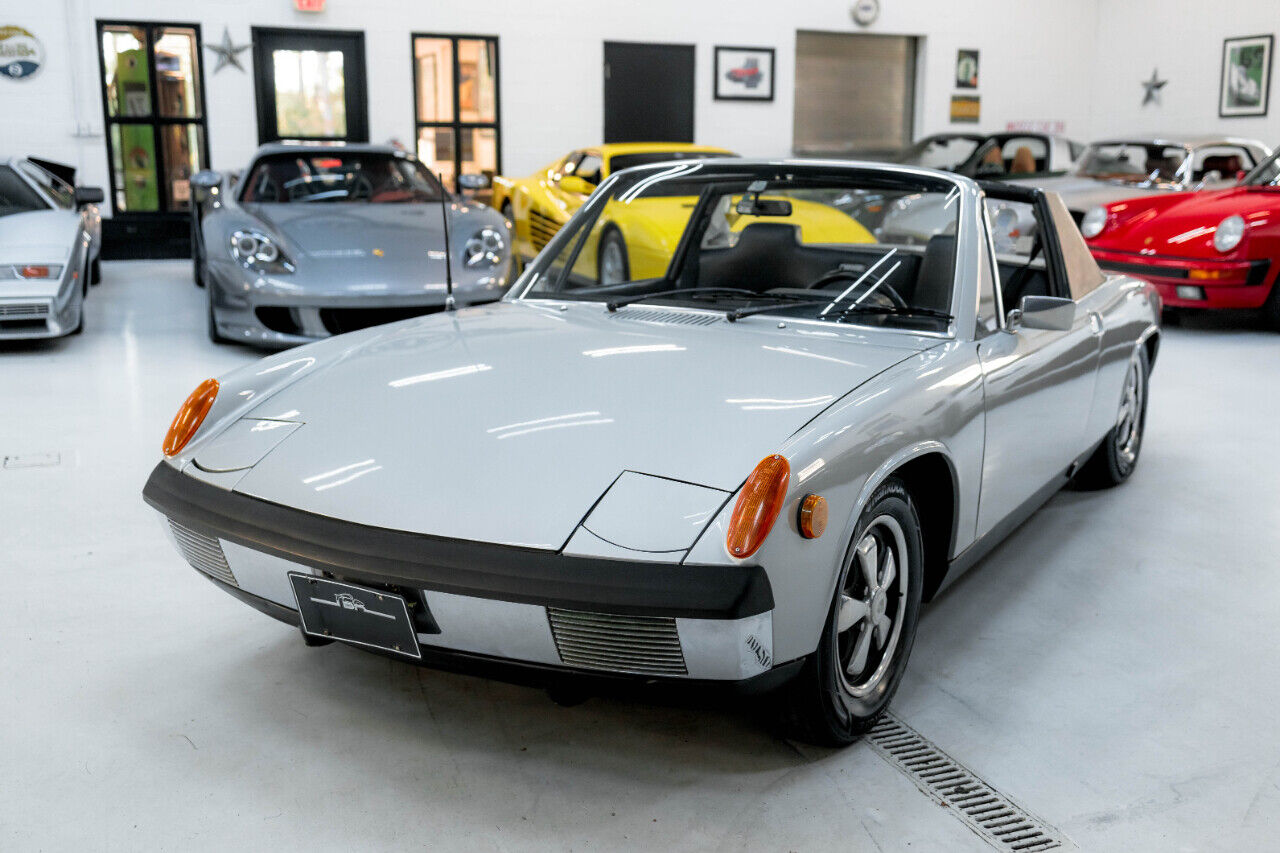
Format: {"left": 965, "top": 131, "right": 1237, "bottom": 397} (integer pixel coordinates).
{"left": 0, "top": 269, "right": 83, "bottom": 339}
{"left": 1090, "top": 248, "right": 1274, "bottom": 310}
{"left": 144, "top": 462, "right": 781, "bottom": 686}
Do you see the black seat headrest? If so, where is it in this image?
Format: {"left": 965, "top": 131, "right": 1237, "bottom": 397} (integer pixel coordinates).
{"left": 914, "top": 234, "right": 956, "bottom": 312}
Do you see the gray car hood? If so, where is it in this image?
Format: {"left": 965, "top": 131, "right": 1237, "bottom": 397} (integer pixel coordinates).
{"left": 0, "top": 209, "right": 78, "bottom": 265}
{"left": 230, "top": 301, "right": 930, "bottom": 548}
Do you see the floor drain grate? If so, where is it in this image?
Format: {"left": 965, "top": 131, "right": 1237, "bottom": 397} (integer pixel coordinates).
{"left": 868, "top": 714, "right": 1068, "bottom": 852}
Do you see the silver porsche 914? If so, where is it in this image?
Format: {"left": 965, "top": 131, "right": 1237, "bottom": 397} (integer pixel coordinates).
{"left": 190, "top": 142, "right": 514, "bottom": 348}
{"left": 145, "top": 159, "right": 1159, "bottom": 745}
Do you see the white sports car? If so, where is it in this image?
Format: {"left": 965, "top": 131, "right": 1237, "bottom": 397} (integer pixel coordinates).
{"left": 144, "top": 159, "right": 1159, "bottom": 745}
{"left": 0, "top": 157, "right": 103, "bottom": 339}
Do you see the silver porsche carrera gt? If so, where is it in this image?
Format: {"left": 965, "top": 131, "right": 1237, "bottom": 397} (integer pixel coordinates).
{"left": 191, "top": 142, "right": 514, "bottom": 347}
{"left": 145, "top": 159, "right": 1159, "bottom": 745}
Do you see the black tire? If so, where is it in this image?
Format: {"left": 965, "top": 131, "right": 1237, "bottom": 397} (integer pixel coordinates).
{"left": 71, "top": 257, "right": 88, "bottom": 335}
{"left": 1160, "top": 306, "right": 1180, "bottom": 326}
{"left": 777, "top": 477, "right": 925, "bottom": 746}
{"left": 193, "top": 245, "right": 205, "bottom": 288}
{"left": 207, "top": 287, "right": 225, "bottom": 344}
{"left": 90, "top": 255, "right": 102, "bottom": 285}
{"left": 597, "top": 227, "right": 630, "bottom": 285}
{"left": 501, "top": 202, "right": 523, "bottom": 277}
{"left": 1262, "top": 282, "right": 1280, "bottom": 331}
{"left": 1073, "top": 345, "right": 1150, "bottom": 489}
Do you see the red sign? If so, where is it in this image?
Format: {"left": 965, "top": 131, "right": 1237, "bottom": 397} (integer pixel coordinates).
{"left": 295, "top": 0, "right": 325, "bottom": 11}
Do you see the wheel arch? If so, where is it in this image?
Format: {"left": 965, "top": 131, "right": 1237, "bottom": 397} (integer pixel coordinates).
{"left": 1140, "top": 328, "right": 1160, "bottom": 372}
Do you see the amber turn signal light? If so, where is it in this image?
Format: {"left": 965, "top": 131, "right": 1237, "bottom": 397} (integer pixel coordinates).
{"left": 798, "top": 494, "right": 828, "bottom": 539}
{"left": 163, "top": 378, "right": 219, "bottom": 457}
{"left": 726, "top": 454, "right": 791, "bottom": 559}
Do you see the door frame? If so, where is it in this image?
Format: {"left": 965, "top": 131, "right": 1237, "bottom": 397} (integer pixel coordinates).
{"left": 251, "top": 26, "right": 369, "bottom": 144}
{"left": 602, "top": 40, "right": 696, "bottom": 144}
{"left": 409, "top": 32, "right": 503, "bottom": 189}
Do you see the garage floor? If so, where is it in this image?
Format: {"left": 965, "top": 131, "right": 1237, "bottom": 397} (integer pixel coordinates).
{"left": 3, "top": 261, "right": 1278, "bottom": 851}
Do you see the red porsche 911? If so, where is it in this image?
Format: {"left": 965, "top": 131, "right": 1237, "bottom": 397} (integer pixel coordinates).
{"left": 1082, "top": 148, "right": 1280, "bottom": 327}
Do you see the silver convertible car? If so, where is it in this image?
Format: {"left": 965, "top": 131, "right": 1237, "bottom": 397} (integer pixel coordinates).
{"left": 145, "top": 159, "right": 1159, "bottom": 745}
{"left": 191, "top": 143, "right": 513, "bottom": 347}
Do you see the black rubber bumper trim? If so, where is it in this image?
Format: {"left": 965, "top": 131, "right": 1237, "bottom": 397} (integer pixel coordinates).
{"left": 201, "top": 573, "right": 802, "bottom": 697}
{"left": 144, "top": 462, "right": 773, "bottom": 619}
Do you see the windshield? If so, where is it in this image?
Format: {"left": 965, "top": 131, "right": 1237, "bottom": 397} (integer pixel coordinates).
{"left": 240, "top": 152, "right": 446, "bottom": 204}
{"left": 608, "top": 150, "right": 736, "bottom": 174}
{"left": 1076, "top": 142, "right": 1188, "bottom": 183}
{"left": 0, "top": 166, "right": 48, "bottom": 218}
{"left": 957, "top": 136, "right": 1051, "bottom": 178}
{"left": 519, "top": 164, "right": 959, "bottom": 332}
{"left": 1243, "top": 149, "right": 1280, "bottom": 186}
{"left": 898, "top": 136, "right": 980, "bottom": 170}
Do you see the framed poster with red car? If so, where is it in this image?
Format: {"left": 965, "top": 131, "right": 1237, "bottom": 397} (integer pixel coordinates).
{"left": 714, "top": 46, "right": 774, "bottom": 101}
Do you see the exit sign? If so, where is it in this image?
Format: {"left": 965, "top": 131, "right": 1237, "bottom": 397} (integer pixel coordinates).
{"left": 295, "top": 0, "right": 325, "bottom": 11}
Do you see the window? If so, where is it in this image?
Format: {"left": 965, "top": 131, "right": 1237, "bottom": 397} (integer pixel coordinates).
{"left": 251, "top": 28, "right": 368, "bottom": 145}
{"left": 16, "top": 162, "right": 74, "bottom": 209}
{"left": 97, "top": 21, "right": 208, "bottom": 214}
{"left": 412, "top": 34, "right": 500, "bottom": 190}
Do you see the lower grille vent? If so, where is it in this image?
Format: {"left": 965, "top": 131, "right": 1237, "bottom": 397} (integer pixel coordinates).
{"left": 867, "top": 715, "right": 1066, "bottom": 851}
{"left": 528, "top": 209, "right": 560, "bottom": 252}
{"left": 169, "top": 520, "right": 237, "bottom": 588}
{"left": 546, "top": 608, "right": 687, "bottom": 676}
{"left": 0, "top": 303, "right": 49, "bottom": 318}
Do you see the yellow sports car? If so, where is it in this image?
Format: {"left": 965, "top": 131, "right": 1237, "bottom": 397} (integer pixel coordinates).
{"left": 490, "top": 143, "right": 876, "bottom": 284}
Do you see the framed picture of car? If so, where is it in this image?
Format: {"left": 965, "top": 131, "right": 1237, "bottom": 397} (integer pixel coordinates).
{"left": 714, "top": 46, "right": 775, "bottom": 101}
{"left": 1220, "top": 34, "right": 1273, "bottom": 118}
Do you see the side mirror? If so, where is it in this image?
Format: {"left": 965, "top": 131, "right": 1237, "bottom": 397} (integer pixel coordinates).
{"left": 73, "top": 186, "right": 104, "bottom": 207}
{"left": 457, "top": 173, "right": 491, "bottom": 191}
{"left": 558, "top": 175, "right": 595, "bottom": 196}
{"left": 1009, "top": 295, "right": 1075, "bottom": 332}
{"left": 1236, "top": 169, "right": 1248, "bottom": 184}
{"left": 189, "top": 170, "right": 223, "bottom": 207}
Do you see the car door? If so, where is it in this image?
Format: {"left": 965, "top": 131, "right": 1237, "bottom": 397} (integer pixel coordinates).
{"left": 974, "top": 184, "right": 1102, "bottom": 537}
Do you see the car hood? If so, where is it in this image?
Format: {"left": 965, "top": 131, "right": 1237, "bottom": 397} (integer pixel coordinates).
{"left": 1091, "top": 186, "right": 1280, "bottom": 257}
{"left": 1031, "top": 176, "right": 1168, "bottom": 212}
{"left": 0, "top": 210, "right": 78, "bottom": 265}
{"left": 230, "top": 300, "right": 930, "bottom": 548}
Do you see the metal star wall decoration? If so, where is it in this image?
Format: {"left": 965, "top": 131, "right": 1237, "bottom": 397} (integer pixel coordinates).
{"left": 1141, "top": 68, "right": 1167, "bottom": 106}
{"left": 206, "top": 27, "right": 251, "bottom": 74}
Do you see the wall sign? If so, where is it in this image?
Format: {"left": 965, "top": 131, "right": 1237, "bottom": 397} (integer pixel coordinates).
{"left": 956, "top": 49, "right": 979, "bottom": 89}
{"left": 1220, "top": 34, "right": 1273, "bottom": 118}
{"left": 295, "top": 0, "right": 326, "bottom": 12}
{"left": 949, "top": 94, "right": 980, "bottom": 124}
{"left": 714, "top": 46, "right": 775, "bottom": 101}
{"left": 1140, "top": 68, "right": 1167, "bottom": 106}
{"left": 0, "top": 25, "right": 44, "bottom": 81}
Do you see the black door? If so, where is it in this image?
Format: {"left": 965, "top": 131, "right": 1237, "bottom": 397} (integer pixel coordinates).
{"left": 252, "top": 27, "right": 368, "bottom": 144}
{"left": 603, "top": 42, "right": 694, "bottom": 143}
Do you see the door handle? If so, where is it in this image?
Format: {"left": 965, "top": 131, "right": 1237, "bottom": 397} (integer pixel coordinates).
{"left": 1088, "top": 312, "right": 1104, "bottom": 335}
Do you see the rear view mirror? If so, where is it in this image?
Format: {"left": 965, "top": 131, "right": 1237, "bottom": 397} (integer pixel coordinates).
{"left": 457, "top": 173, "right": 491, "bottom": 191}
{"left": 73, "top": 186, "right": 103, "bottom": 207}
{"left": 1010, "top": 295, "right": 1075, "bottom": 331}
{"left": 735, "top": 197, "right": 793, "bottom": 216}
{"left": 558, "top": 175, "right": 594, "bottom": 195}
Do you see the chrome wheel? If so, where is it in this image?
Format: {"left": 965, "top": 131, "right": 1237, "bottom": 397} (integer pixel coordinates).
{"left": 599, "top": 234, "right": 627, "bottom": 285}
{"left": 1115, "top": 352, "right": 1145, "bottom": 466}
{"left": 836, "top": 515, "right": 909, "bottom": 698}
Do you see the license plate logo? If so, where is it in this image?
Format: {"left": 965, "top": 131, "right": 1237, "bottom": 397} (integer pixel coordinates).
{"left": 288, "top": 573, "right": 421, "bottom": 659}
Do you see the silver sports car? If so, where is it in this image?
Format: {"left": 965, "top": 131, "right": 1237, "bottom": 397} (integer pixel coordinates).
{"left": 0, "top": 156, "right": 102, "bottom": 340}
{"left": 191, "top": 142, "right": 514, "bottom": 347}
{"left": 145, "top": 159, "right": 1159, "bottom": 745}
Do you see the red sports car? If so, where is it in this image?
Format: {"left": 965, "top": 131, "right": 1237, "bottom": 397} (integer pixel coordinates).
{"left": 1082, "top": 150, "right": 1280, "bottom": 327}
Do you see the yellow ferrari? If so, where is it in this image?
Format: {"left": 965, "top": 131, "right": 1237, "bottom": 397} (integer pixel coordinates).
{"left": 490, "top": 143, "right": 877, "bottom": 284}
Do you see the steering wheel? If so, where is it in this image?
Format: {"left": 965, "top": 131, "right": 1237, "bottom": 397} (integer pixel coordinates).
{"left": 348, "top": 174, "right": 374, "bottom": 201}
{"left": 805, "top": 268, "right": 907, "bottom": 309}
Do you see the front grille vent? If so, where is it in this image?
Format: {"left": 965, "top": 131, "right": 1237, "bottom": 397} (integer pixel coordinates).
{"left": 0, "top": 303, "right": 49, "bottom": 318}
{"left": 613, "top": 309, "right": 721, "bottom": 327}
{"left": 169, "top": 520, "right": 237, "bottom": 588}
{"left": 546, "top": 608, "right": 687, "bottom": 676}
{"left": 528, "top": 209, "right": 560, "bottom": 252}
{"left": 867, "top": 715, "right": 1065, "bottom": 851}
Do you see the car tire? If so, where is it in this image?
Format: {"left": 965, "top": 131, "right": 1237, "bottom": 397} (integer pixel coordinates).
{"left": 1073, "top": 345, "right": 1150, "bottom": 489}
{"left": 597, "top": 227, "right": 630, "bottom": 285}
{"left": 501, "top": 202, "right": 523, "bottom": 277}
{"left": 776, "top": 477, "right": 924, "bottom": 746}
{"left": 90, "top": 256, "right": 102, "bottom": 286}
{"left": 1160, "top": 306, "right": 1180, "bottom": 326}
{"left": 193, "top": 243, "right": 205, "bottom": 289}
{"left": 1261, "top": 283, "right": 1280, "bottom": 331}
{"left": 207, "top": 287, "right": 225, "bottom": 344}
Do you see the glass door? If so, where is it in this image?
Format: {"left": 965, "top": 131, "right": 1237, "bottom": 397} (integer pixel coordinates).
{"left": 252, "top": 27, "right": 368, "bottom": 144}
{"left": 412, "top": 34, "right": 501, "bottom": 190}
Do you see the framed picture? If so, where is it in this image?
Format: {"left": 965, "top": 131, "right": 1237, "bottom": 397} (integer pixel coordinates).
{"left": 950, "top": 94, "right": 980, "bottom": 124}
{"left": 714, "top": 46, "right": 775, "bottom": 101}
{"left": 956, "top": 49, "right": 979, "bottom": 89}
{"left": 1220, "top": 34, "right": 1273, "bottom": 118}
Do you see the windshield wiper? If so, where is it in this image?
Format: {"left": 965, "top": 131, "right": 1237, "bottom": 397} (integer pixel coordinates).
{"left": 727, "top": 298, "right": 952, "bottom": 324}
{"left": 607, "top": 287, "right": 778, "bottom": 312}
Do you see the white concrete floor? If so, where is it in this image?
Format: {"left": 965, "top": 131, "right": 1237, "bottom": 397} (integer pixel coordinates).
{"left": 3, "top": 260, "right": 1279, "bottom": 851}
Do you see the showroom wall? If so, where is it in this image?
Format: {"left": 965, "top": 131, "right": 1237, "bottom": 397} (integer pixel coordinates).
{"left": 1090, "top": 0, "right": 1280, "bottom": 142}
{"left": 4, "top": 0, "right": 1102, "bottom": 215}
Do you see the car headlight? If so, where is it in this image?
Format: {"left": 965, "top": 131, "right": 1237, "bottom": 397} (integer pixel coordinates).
{"left": 1080, "top": 206, "right": 1108, "bottom": 239}
{"left": 1213, "top": 214, "right": 1246, "bottom": 253}
{"left": 230, "top": 230, "right": 293, "bottom": 273}
{"left": 463, "top": 227, "right": 506, "bottom": 269}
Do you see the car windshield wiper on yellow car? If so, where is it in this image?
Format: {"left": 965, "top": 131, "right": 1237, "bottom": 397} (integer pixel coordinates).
{"left": 605, "top": 287, "right": 810, "bottom": 312}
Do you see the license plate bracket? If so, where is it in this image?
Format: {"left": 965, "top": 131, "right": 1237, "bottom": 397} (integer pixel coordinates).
{"left": 288, "top": 572, "right": 421, "bottom": 659}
